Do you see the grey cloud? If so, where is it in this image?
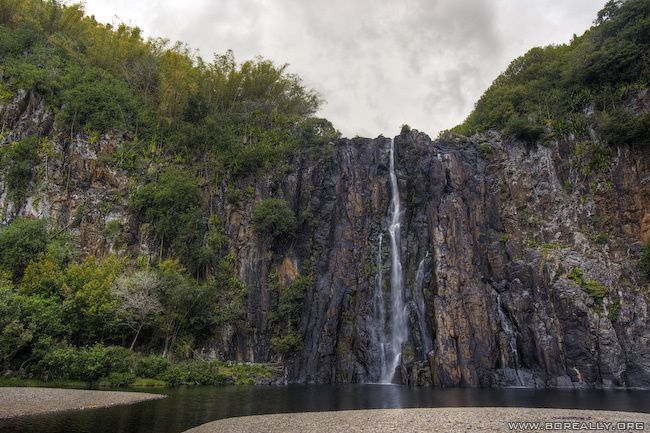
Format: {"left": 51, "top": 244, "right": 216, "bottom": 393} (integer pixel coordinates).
{"left": 83, "top": 0, "right": 601, "bottom": 137}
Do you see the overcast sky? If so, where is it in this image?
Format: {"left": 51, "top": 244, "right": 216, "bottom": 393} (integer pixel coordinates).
{"left": 81, "top": 0, "right": 603, "bottom": 138}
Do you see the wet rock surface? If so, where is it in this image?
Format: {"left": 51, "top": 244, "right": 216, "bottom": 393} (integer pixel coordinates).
{"left": 2, "top": 90, "right": 650, "bottom": 388}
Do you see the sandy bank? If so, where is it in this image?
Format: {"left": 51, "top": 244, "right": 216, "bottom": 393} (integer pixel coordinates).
{"left": 183, "top": 407, "right": 650, "bottom": 433}
{"left": 0, "top": 387, "right": 164, "bottom": 419}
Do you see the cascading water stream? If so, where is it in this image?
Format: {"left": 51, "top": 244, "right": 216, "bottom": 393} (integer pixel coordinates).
{"left": 368, "top": 137, "right": 430, "bottom": 384}
{"left": 370, "top": 233, "right": 387, "bottom": 378}
{"left": 496, "top": 293, "right": 524, "bottom": 386}
{"left": 414, "top": 253, "right": 432, "bottom": 357}
{"left": 379, "top": 138, "right": 409, "bottom": 383}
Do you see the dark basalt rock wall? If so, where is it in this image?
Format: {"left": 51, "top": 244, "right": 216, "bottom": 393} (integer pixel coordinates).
{"left": 219, "top": 128, "right": 650, "bottom": 388}
{"left": 2, "top": 90, "right": 650, "bottom": 388}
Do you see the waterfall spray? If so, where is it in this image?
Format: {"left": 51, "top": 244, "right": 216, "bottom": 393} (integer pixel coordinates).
{"left": 380, "top": 138, "right": 409, "bottom": 383}
{"left": 497, "top": 294, "right": 524, "bottom": 385}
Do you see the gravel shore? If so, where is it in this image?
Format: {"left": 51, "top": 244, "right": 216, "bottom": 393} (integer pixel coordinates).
{"left": 0, "top": 387, "right": 165, "bottom": 419}
{"left": 183, "top": 407, "right": 650, "bottom": 433}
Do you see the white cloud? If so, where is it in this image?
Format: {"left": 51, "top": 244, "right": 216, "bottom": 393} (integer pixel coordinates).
{"left": 81, "top": 0, "right": 603, "bottom": 137}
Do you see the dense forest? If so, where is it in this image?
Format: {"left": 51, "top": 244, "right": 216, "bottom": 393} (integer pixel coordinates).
{"left": 0, "top": 0, "right": 649, "bottom": 387}
{"left": 452, "top": 0, "right": 650, "bottom": 146}
{"left": 0, "top": 0, "right": 331, "bottom": 386}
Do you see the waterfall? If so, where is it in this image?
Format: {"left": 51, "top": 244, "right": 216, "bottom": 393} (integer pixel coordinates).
{"left": 380, "top": 138, "right": 409, "bottom": 383}
{"left": 414, "top": 253, "right": 432, "bottom": 357}
{"left": 367, "top": 137, "right": 428, "bottom": 384}
{"left": 370, "top": 233, "right": 387, "bottom": 378}
{"left": 496, "top": 293, "right": 524, "bottom": 385}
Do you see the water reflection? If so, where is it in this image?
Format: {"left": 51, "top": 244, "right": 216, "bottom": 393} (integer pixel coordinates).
{"left": 1, "top": 385, "right": 649, "bottom": 433}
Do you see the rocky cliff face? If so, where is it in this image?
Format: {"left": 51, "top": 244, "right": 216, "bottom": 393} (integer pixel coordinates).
{"left": 2, "top": 90, "right": 650, "bottom": 388}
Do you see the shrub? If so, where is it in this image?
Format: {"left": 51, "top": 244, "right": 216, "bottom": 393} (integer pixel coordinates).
{"left": 55, "top": 65, "right": 137, "bottom": 134}
{"left": 160, "top": 360, "right": 229, "bottom": 386}
{"left": 0, "top": 320, "right": 33, "bottom": 364}
{"left": 504, "top": 116, "right": 544, "bottom": 143}
{"left": 37, "top": 344, "right": 133, "bottom": 382}
{"left": 99, "top": 372, "right": 136, "bottom": 387}
{"left": 298, "top": 117, "right": 340, "bottom": 146}
{"left": 542, "top": 242, "right": 564, "bottom": 251}
{"left": 268, "top": 271, "right": 309, "bottom": 358}
{"left": 20, "top": 255, "right": 66, "bottom": 298}
{"left": 131, "top": 378, "right": 167, "bottom": 387}
{"left": 478, "top": 142, "right": 493, "bottom": 155}
{"left": 0, "top": 24, "right": 38, "bottom": 56}
{"left": 0, "top": 136, "right": 40, "bottom": 205}
{"left": 597, "top": 108, "right": 647, "bottom": 146}
{"left": 36, "top": 345, "right": 78, "bottom": 380}
{"left": 640, "top": 242, "right": 650, "bottom": 280}
{"left": 608, "top": 298, "right": 621, "bottom": 322}
{"left": 0, "top": 218, "right": 49, "bottom": 279}
{"left": 226, "top": 363, "right": 274, "bottom": 385}
{"left": 75, "top": 345, "right": 134, "bottom": 382}
{"left": 270, "top": 333, "right": 303, "bottom": 355}
{"left": 252, "top": 198, "right": 297, "bottom": 240}
{"left": 583, "top": 279, "right": 608, "bottom": 302}
{"left": 594, "top": 234, "right": 609, "bottom": 245}
{"left": 225, "top": 185, "right": 243, "bottom": 205}
{"left": 573, "top": 141, "right": 614, "bottom": 177}
{"left": 131, "top": 169, "right": 206, "bottom": 273}
{"left": 102, "top": 220, "right": 122, "bottom": 242}
{"left": 134, "top": 355, "right": 171, "bottom": 378}
{"left": 567, "top": 267, "right": 608, "bottom": 303}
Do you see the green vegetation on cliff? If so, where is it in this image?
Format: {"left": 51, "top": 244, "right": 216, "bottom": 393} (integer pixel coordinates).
{"left": 640, "top": 243, "right": 650, "bottom": 279}
{"left": 253, "top": 198, "right": 298, "bottom": 241}
{"left": 0, "top": 0, "right": 339, "bottom": 276}
{"left": 0, "top": 0, "right": 328, "bottom": 176}
{"left": 454, "top": 0, "right": 650, "bottom": 145}
{"left": 0, "top": 0, "right": 328, "bottom": 383}
{"left": 0, "top": 218, "right": 275, "bottom": 386}
{"left": 0, "top": 136, "right": 40, "bottom": 205}
{"left": 2, "top": 0, "right": 648, "bottom": 388}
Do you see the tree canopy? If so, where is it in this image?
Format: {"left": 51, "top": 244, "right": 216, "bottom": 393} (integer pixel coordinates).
{"left": 0, "top": 0, "right": 328, "bottom": 176}
{"left": 453, "top": 0, "right": 650, "bottom": 146}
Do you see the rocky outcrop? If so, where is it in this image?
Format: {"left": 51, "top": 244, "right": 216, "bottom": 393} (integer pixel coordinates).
{"left": 2, "top": 90, "right": 649, "bottom": 388}
{"left": 217, "top": 128, "right": 650, "bottom": 389}
{"left": 0, "top": 90, "right": 132, "bottom": 257}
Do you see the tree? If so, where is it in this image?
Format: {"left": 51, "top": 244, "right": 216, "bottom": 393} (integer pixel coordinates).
{"left": 268, "top": 271, "right": 310, "bottom": 358}
{"left": 0, "top": 218, "right": 49, "bottom": 279}
{"left": 156, "top": 259, "right": 199, "bottom": 358}
{"left": 62, "top": 255, "right": 124, "bottom": 345}
{"left": 0, "top": 273, "right": 32, "bottom": 366}
{"left": 0, "top": 136, "right": 40, "bottom": 205}
{"left": 596, "top": 0, "right": 624, "bottom": 24}
{"left": 252, "top": 198, "right": 297, "bottom": 241}
{"left": 453, "top": 0, "right": 650, "bottom": 139}
{"left": 0, "top": 320, "right": 32, "bottom": 365}
{"left": 113, "top": 270, "right": 162, "bottom": 349}
{"left": 198, "top": 254, "right": 248, "bottom": 348}
{"left": 130, "top": 168, "right": 205, "bottom": 272}
{"left": 56, "top": 64, "right": 136, "bottom": 134}
{"left": 20, "top": 254, "right": 66, "bottom": 298}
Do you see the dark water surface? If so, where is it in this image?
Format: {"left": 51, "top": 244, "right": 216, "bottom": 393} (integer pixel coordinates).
{"left": 2, "top": 385, "right": 649, "bottom": 433}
